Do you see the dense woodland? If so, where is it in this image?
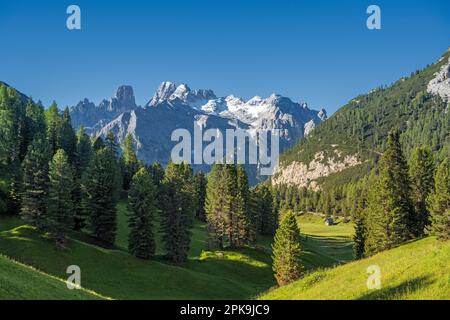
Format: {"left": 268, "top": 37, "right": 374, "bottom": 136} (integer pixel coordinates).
{"left": 1, "top": 73, "right": 449, "bottom": 288}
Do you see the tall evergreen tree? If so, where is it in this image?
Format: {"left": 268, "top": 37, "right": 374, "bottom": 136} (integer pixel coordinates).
{"left": 409, "top": 146, "right": 435, "bottom": 237}
{"left": 364, "top": 130, "right": 416, "bottom": 256}
{"left": 160, "top": 162, "right": 194, "bottom": 263}
{"left": 427, "top": 159, "right": 450, "bottom": 240}
{"left": 121, "top": 134, "right": 141, "bottom": 191}
{"left": 83, "top": 148, "right": 119, "bottom": 245}
{"left": 59, "top": 108, "right": 77, "bottom": 163}
{"left": 272, "top": 210, "right": 303, "bottom": 286}
{"left": 128, "top": 167, "right": 158, "bottom": 259}
{"left": 73, "top": 126, "right": 92, "bottom": 230}
{"left": 194, "top": 171, "right": 207, "bottom": 221}
{"left": 205, "top": 164, "right": 227, "bottom": 249}
{"left": 47, "top": 150, "right": 74, "bottom": 248}
{"left": 258, "top": 185, "right": 277, "bottom": 235}
{"left": 20, "top": 136, "right": 51, "bottom": 229}
{"left": 353, "top": 215, "right": 367, "bottom": 260}
{"left": 45, "top": 102, "right": 62, "bottom": 156}
{"left": 237, "top": 165, "right": 251, "bottom": 242}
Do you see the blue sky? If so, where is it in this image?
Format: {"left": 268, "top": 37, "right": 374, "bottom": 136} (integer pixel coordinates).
{"left": 0, "top": 0, "right": 449, "bottom": 114}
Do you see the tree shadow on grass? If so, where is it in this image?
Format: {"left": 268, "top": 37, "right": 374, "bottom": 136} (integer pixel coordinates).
{"left": 357, "top": 276, "right": 434, "bottom": 300}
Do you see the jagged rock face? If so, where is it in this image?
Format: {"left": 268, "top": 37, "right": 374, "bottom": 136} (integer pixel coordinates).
{"left": 70, "top": 82, "right": 326, "bottom": 182}
{"left": 428, "top": 57, "right": 450, "bottom": 102}
{"left": 272, "top": 150, "right": 362, "bottom": 191}
{"left": 70, "top": 85, "right": 137, "bottom": 131}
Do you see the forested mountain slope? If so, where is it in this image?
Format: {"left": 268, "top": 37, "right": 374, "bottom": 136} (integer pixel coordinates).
{"left": 273, "top": 49, "right": 450, "bottom": 190}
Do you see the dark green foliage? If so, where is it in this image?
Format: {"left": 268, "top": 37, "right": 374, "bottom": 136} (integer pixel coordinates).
{"left": 272, "top": 210, "right": 303, "bottom": 286}
{"left": 91, "top": 136, "right": 105, "bottom": 151}
{"left": 194, "top": 171, "right": 207, "bottom": 221}
{"left": 205, "top": 164, "right": 227, "bottom": 249}
{"left": 409, "top": 146, "right": 435, "bottom": 236}
{"left": 252, "top": 184, "right": 277, "bottom": 236}
{"left": 59, "top": 108, "right": 77, "bottom": 163}
{"left": 160, "top": 162, "right": 195, "bottom": 263}
{"left": 73, "top": 127, "right": 93, "bottom": 230}
{"left": 47, "top": 150, "right": 74, "bottom": 248}
{"left": 205, "top": 164, "right": 251, "bottom": 248}
{"left": 364, "top": 130, "right": 416, "bottom": 256}
{"left": 83, "top": 148, "right": 119, "bottom": 246}
{"left": 20, "top": 136, "right": 51, "bottom": 229}
{"left": 121, "top": 134, "right": 141, "bottom": 191}
{"left": 428, "top": 159, "right": 450, "bottom": 240}
{"left": 45, "top": 102, "right": 62, "bottom": 156}
{"left": 105, "top": 131, "right": 120, "bottom": 157}
{"left": 353, "top": 215, "right": 366, "bottom": 260}
{"left": 128, "top": 167, "right": 158, "bottom": 259}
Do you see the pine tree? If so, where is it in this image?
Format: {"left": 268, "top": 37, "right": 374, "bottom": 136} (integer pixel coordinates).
{"left": 353, "top": 215, "right": 366, "bottom": 260}
{"left": 83, "top": 148, "right": 119, "bottom": 245}
{"left": 105, "top": 131, "right": 120, "bottom": 157}
{"left": 59, "top": 108, "right": 77, "bottom": 163}
{"left": 128, "top": 167, "right": 158, "bottom": 259}
{"left": 258, "top": 185, "right": 277, "bottom": 235}
{"left": 205, "top": 164, "right": 227, "bottom": 249}
{"left": 121, "top": 134, "right": 141, "bottom": 191}
{"left": 272, "top": 210, "right": 303, "bottom": 286}
{"left": 160, "top": 162, "right": 194, "bottom": 263}
{"left": 237, "top": 165, "right": 251, "bottom": 243}
{"left": 45, "top": 102, "right": 62, "bottom": 156}
{"left": 91, "top": 135, "right": 105, "bottom": 151}
{"left": 427, "top": 159, "right": 450, "bottom": 240}
{"left": 194, "top": 171, "right": 207, "bottom": 221}
{"left": 24, "top": 99, "right": 46, "bottom": 151}
{"left": 20, "top": 136, "right": 51, "bottom": 229}
{"left": 409, "top": 146, "right": 435, "bottom": 237}
{"left": 47, "top": 150, "right": 74, "bottom": 248}
{"left": 73, "top": 126, "right": 92, "bottom": 230}
{"left": 364, "top": 130, "right": 416, "bottom": 256}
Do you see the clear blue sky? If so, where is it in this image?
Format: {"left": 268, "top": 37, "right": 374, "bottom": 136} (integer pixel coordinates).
{"left": 1, "top": 0, "right": 449, "bottom": 114}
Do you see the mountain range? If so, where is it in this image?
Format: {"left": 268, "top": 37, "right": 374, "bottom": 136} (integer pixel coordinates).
{"left": 70, "top": 82, "right": 326, "bottom": 181}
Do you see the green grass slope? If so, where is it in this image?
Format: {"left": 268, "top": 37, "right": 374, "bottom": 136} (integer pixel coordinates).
{"left": 260, "top": 237, "right": 450, "bottom": 300}
{"left": 0, "top": 212, "right": 275, "bottom": 300}
{"left": 0, "top": 254, "right": 104, "bottom": 300}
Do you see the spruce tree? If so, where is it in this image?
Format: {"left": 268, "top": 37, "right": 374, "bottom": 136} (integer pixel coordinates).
{"left": 47, "top": 149, "right": 74, "bottom": 248}
{"left": 59, "top": 108, "right": 77, "bottom": 163}
{"left": 121, "top": 134, "right": 141, "bottom": 191}
{"left": 427, "top": 159, "right": 450, "bottom": 240}
{"left": 205, "top": 164, "right": 227, "bottom": 249}
{"left": 83, "top": 148, "right": 119, "bottom": 245}
{"left": 73, "top": 126, "right": 92, "bottom": 230}
{"left": 409, "top": 146, "right": 435, "bottom": 237}
{"left": 237, "top": 165, "right": 251, "bottom": 243}
{"left": 364, "top": 130, "right": 416, "bottom": 255}
{"left": 272, "top": 210, "right": 303, "bottom": 286}
{"left": 353, "top": 215, "right": 366, "bottom": 260}
{"left": 128, "top": 167, "right": 158, "bottom": 259}
{"left": 20, "top": 136, "right": 51, "bottom": 229}
{"left": 45, "top": 102, "right": 62, "bottom": 155}
{"left": 160, "top": 162, "right": 194, "bottom": 263}
{"left": 194, "top": 171, "right": 207, "bottom": 221}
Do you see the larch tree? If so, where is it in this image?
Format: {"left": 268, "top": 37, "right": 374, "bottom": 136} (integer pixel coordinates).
{"left": 409, "top": 146, "right": 435, "bottom": 237}
{"left": 128, "top": 167, "right": 158, "bottom": 259}
{"left": 272, "top": 210, "right": 303, "bottom": 286}
{"left": 427, "top": 159, "right": 450, "bottom": 240}
{"left": 47, "top": 149, "right": 74, "bottom": 248}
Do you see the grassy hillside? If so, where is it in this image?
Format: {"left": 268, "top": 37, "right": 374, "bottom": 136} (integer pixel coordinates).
{"left": 0, "top": 254, "right": 104, "bottom": 300}
{"left": 297, "top": 215, "right": 353, "bottom": 269}
{"left": 0, "top": 210, "right": 275, "bottom": 300}
{"left": 260, "top": 237, "right": 450, "bottom": 300}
